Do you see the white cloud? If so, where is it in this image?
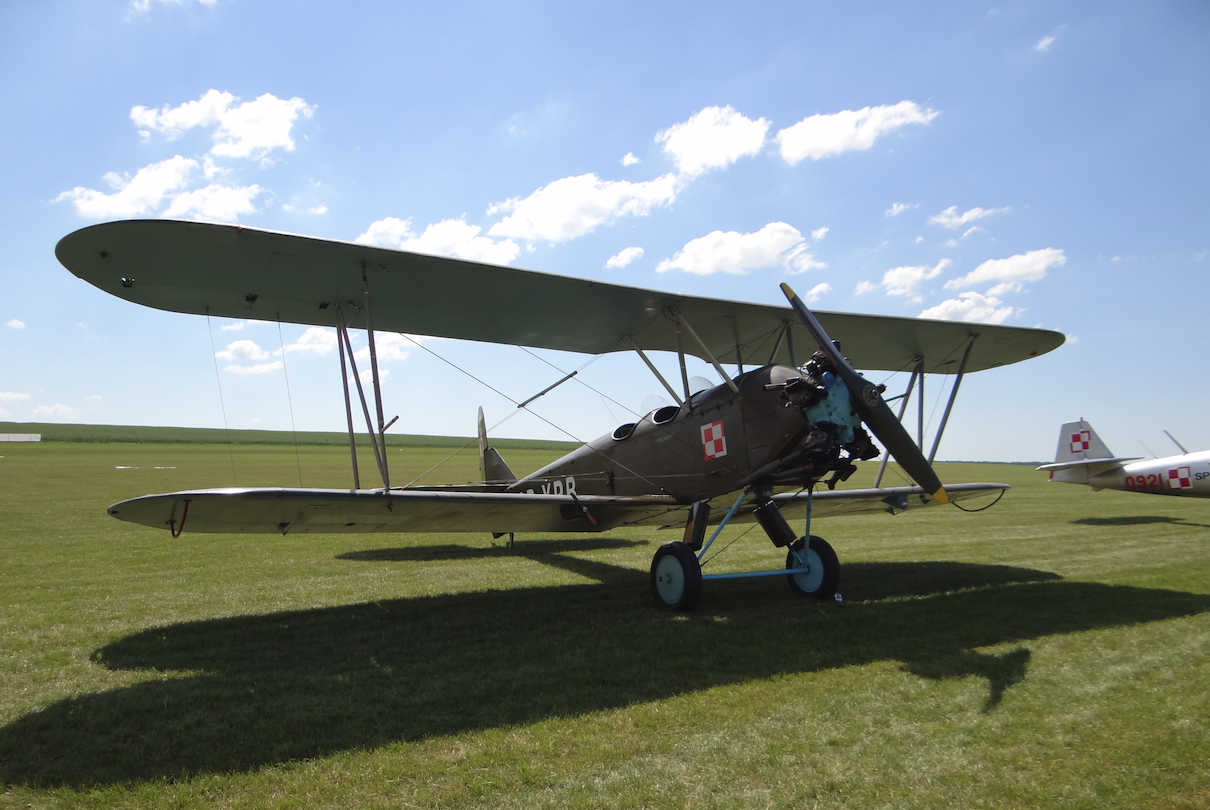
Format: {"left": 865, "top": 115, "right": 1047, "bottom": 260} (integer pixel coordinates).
{"left": 775, "top": 101, "right": 938, "bottom": 165}
{"left": 283, "top": 327, "right": 337, "bottom": 355}
{"left": 928, "top": 205, "right": 1009, "bottom": 229}
{"left": 655, "top": 106, "right": 770, "bottom": 177}
{"left": 132, "top": 90, "right": 314, "bottom": 162}
{"left": 358, "top": 217, "right": 519, "bottom": 265}
{"left": 621, "top": 152, "right": 640, "bottom": 166}
{"left": 215, "top": 340, "right": 272, "bottom": 363}
{"left": 131, "top": 0, "right": 218, "bottom": 11}
{"left": 854, "top": 281, "right": 878, "bottom": 296}
{"left": 811, "top": 226, "right": 828, "bottom": 241}
{"left": 0, "top": 392, "right": 31, "bottom": 403}
{"left": 919, "top": 292, "right": 1016, "bottom": 324}
{"left": 5, "top": 319, "right": 24, "bottom": 329}
{"left": 944, "top": 248, "right": 1066, "bottom": 290}
{"left": 885, "top": 202, "right": 915, "bottom": 217}
{"left": 487, "top": 173, "right": 677, "bottom": 243}
{"left": 55, "top": 155, "right": 196, "bottom": 218}
{"left": 162, "top": 183, "right": 262, "bottom": 222}
{"left": 986, "top": 281, "right": 1023, "bottom": 296}
{"left": 881, "top": 259, "right": 952, "bottom": 302}
{"left": 225, "top": 362, "right": 283, "bottom": 375}
{"left": 353, "top": 333, "right": 411, "bottom": 364}
{"left": 803, "top": 282, "right": 832, "bottom": 303}
{"left": 656, "top": 222, "right": 824, "bottom": 276}
{"left": 33, "top": 403, "right": 81, "bottom": 418}
{"left": 1035, "top": 36, "right": 1056, "bottom": 52}
{"left": 605, "top": 247, "right": 644, "bottom": 269}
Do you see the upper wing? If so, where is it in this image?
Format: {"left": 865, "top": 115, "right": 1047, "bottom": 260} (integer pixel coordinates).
{"left": 107, "top": 482, "right": 1007, "bottom": 536}
{"left": 58, "top": 219, "right": 1064, "bottom": 374}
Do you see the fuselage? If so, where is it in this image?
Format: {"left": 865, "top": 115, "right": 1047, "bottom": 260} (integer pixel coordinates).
{"left": 1087, "top": 451, "right": 1210, "bottom": 498}
{"left": 509, "top": 364, "right": 811, "bottom": 502}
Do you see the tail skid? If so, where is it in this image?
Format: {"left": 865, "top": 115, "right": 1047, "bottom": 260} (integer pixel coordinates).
{"left": 1036, "top": 420, "right": 1141, "bottom": 484}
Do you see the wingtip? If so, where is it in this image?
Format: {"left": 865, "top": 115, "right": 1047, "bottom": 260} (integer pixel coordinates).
{"left": 932, "top": 487, "right": 949, "bottom": 505}
{"left": 779, "top": 282, "right": 795, "bottom": 299}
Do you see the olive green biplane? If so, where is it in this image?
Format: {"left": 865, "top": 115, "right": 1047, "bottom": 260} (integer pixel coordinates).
{"left": 57, "top": 220, "right": 1064, "bottom": 610}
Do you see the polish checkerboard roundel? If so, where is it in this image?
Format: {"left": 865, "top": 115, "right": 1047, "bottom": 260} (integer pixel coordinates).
{"left": 701, "top": 420, "right": 727, "bottom": 460}
{"left": 1070, "top": 430, "right": 1091, "bottom": 453}
{"left": 1168, "top": 467, "right": 1192, "bottom": 489}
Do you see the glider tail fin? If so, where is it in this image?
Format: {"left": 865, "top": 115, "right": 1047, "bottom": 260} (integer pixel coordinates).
{"left": 1040, "top": 420, "right": 1122, "bottom": 484}
{"left": 478, "top": 407, "right": 517, "bottom": 484}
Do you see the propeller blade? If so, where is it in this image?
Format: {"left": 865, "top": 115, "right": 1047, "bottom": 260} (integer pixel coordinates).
{"left": 780, "top": 283, "right": 949, "bottom": 504}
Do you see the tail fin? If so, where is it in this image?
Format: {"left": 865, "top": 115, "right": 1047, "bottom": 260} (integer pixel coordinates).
{"left": 478, "top": 407, "right": 517, "bottom": 484}
{"left": 1037, "top": 420, "right": 1140, "bottom": 484}
{"left": 1054, "top": 420, "right": 1114, "bottom": 464}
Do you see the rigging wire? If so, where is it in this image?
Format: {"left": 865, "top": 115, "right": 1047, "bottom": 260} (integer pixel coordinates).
{"left": 205, "top": 309, "right": 237, "bottom": 485}
{"left": 277, "top": 319, "right": 304, "bottom": 487}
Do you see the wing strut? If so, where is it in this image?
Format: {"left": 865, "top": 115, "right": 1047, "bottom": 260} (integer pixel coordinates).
{"left": 361, "top": 263, "right": 391, "bottom": 488}
{"left": 675, "top": 311, "right": 740, "bottom": 394}
{"left": 928, "top": 336, "right": 976, "bottom": 464}
{"left": 335, "top": 305, "right": 360, "bottom": 489}
{"left": 334, "top": 303, "right": 389, "bottom": 489}
{"left": 874, "top": 360, "right": 922, "bottom": 488}
{"left": 631, "top": 341, "right": 685, "bottom": 408}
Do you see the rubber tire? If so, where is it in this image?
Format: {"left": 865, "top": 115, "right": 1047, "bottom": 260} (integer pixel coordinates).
{"left": 650, "top": 542, "right": 703, "bottom": 611}
{"left": 786, "top": 535, "right": 840, "bottom": 598}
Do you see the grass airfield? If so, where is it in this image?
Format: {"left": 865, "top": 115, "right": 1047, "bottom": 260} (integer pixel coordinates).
{"left": 0, "top": 438, "right": 1207, "bottom": 809}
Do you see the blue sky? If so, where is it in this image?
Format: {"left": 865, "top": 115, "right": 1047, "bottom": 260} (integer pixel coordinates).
{"left": 1, "top": 0, "right": 1207, "bottom": 463}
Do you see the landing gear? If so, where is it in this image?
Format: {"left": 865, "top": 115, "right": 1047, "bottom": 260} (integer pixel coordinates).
{"left": 786, "top": 535, "right": 840, "bottom": 598}
{"left": 649, "top": 542, "right": 702, "bottom": 611}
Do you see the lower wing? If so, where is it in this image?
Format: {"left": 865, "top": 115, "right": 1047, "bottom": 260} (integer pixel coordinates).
{"left": 108, "top": 482, "right": 1008, "bottom": 536}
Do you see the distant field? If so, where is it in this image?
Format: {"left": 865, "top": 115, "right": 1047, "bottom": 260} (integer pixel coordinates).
{"left": 0, "top": 421, "right": 579, "bottom": 452}
{"left": 0, "top": 440, "right": 1207, "bottom": 808}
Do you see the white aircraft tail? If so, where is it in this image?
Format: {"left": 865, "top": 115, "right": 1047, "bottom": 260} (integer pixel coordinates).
{"left": 478, "top": 407, "right": 517, "bottom": 484}
{"left": 1037, "top": 420, "right": 1140, "bottom": 484}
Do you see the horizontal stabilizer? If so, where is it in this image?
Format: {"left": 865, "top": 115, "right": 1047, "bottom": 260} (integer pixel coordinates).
{"left": 1036, "top": 457, "right": 1140, "bottom": 471}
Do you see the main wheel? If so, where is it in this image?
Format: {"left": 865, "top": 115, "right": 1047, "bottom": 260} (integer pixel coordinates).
{"left": 650, "top": 542, "right": 702, "bottom": 611}
{"left": 786, "top": 535, "right": 840, "bottom": 598}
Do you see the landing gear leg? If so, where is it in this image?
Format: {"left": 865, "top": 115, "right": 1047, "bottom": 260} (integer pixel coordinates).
{"left": 650, "top": 542, "right": 702, "bottom": 611}
{"left": 786, "top": 535, "right": 840, "bottom": 598}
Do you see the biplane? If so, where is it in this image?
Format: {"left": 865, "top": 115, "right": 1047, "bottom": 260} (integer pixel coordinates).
{"left": 56, "top": 220, "right": 1065, "bottom": 610}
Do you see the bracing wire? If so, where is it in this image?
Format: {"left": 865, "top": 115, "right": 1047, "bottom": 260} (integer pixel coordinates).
{"left": 277, "top": 319, "right": 304, "bottom": 487}
{"left": 205, "top": 310, "right": 237, "bottom": 485}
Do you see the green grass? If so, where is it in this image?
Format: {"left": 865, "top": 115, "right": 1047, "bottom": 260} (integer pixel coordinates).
{"left": 1, "top": 440, "right": 1208, "bottom": 808}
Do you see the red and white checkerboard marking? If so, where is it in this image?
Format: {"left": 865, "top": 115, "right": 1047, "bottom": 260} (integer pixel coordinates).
{"left": 1168, "top": 467, "right": 1192, "bottom": 489}
{"left": 701, "top": 420, "right": 727, "bottom": 460}
{"left": 1070, "top": 430, "right": 1091, "bottom": 454}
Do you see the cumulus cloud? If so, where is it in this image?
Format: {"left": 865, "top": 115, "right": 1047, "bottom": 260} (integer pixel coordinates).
{"left": 775, "top": 101, "right": 938, "bottom": 165}
{"left": 358, "top": 217, "right": 520, "bottom": 265}
{"left": 803, "top": 282, "right": 832, "bottom": 303}
{"left": 605, "top": 246, "right": 644, "bottom": 269}
{"left": 33, "top": 403, "right": 81, "bottom": 418}
{"left": 487, "top": 173, "right": 677, "bottom": 244}
{"left": 162, "top": 183, "right": 262, "bottom": 222}
{"left": 655, "top": 106, "right": 770, "bottom": 177}
{"left": 353, "top": 333, "right": 411, "bottom": 364}
{"left": 215, "top": 339, "right": 282, "bottom": 374}
{"left": 919, "top": 292, "right": 1016, "bottom": 324}
{"left": 811, "top": 226, "right": 828, "bottom": 241}
{"left": 621, "top": 152, "right": 640, "bottom": 166}
{"left": 56, "top": 155, "right": 197, "bottom": 218}
{"left": 881, "top": 259, "right": 952, "bottom": 302}
{"left": 885, "top": 202, "right": 915, "bottom": 217}
{"left": 854, "top": 281, "right": 878, "bottom": 296}
{"left": 132, "top": 90, "right": 314, "bottom": 162}
{"left": 656, "top": 222, "right": 824, "bottom": 276}
{"left": 928, "top": 205, "right": 1008, "bottom": 229}
{"left": 6, "top": 319, "right": 24, "bottom": 329}
{"left": 944, "top": 248, "right": 1066, "bottom": 290}
{"left": 283, "top": 327, "right": 337, "bottom": 355}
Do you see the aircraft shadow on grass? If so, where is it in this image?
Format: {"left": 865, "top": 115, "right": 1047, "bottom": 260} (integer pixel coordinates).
{"left": 1, "top": 556, "right": 1208, "bottom": 789}
{"left": 1072, "top": 515, "right": 1210, "bottom": 529}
